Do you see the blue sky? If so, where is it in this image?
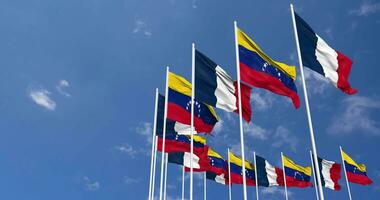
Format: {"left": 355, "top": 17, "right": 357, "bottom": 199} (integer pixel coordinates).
{"left": 0, "top": 0, "right": 379, "bottom": 199}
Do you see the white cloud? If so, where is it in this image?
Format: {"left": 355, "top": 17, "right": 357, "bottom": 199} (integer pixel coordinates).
{"left": 83, "top": 176, "right": 100, "bottom": 191}
{"left": 301, "top": 67, "right": 330, "bottom": 95}
{"left": 251, "top": 90, "right": 275, "bottom": 111}
{"left": 350, "top": 1, "right": 380, "bottom": 16}
{"left": 212, "top": 119, "right": 224, "bottom": 135}
{"left": 261, "top": 187, "right": 293, "bottom": 197}
{"left": 244, "top": 122, "right": 269, "bottom": 140}
{"left": 29, "top": 88, "right": 56, "bottom": 111}
{"left": 328, "top": 96, "right": 380, "bottom": 135}
{"left": 271, "top": 126, "right": 298, "bottom": 152}
{"left": 133, "top": 19, "right": 152, "bottom": 37}
{"left": 115, "top": 143, "right": 138, "bottom": 158}
{"left": 56, "top": 79, "right": 71, "bottom": 97}
{"left": 136, "top": 122, "right": 153, "bottom": 143}
{"left": 124, "top": 177, "right": 141, "bottom": 184}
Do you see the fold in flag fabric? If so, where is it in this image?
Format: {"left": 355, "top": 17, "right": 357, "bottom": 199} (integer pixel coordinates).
{"left": 294, "top": 13, "right": 357, "bottom": 95}
{"left": 168, "top": 146, "right": 209, "bottom": 171}
{"left": 283, "top": 155, "right": 312, "bottom": 188}
{"left": 256, "top": 155, "right": 284, "bottom": 187}
{"left": 168, "top": 72, "right": 219, "bottom": 133}
{"left": 316, "top": 157, "right": 342, "bottom": 190}
{"left": 342, "top": 150, "right": 373, "bottom": 185}
{"left": 229, "top": 151, "right": 256, "bottom": 185}
{"left": 195, "top": 49, "right": 252, "bottom": 122}
{"left": 187, "top": 148, "right": 227, "bottom": 175}
{"left": 237, "top": 27, "right": 300, "bottom": 108}
{"left": 206, "top": 172, "right": 227, "bottom": 185}
{"left": 157, "top": 134, "right": 206, "bottom": 154}
{"left": 156, "top": 94, "right": 196, "bottom": 136}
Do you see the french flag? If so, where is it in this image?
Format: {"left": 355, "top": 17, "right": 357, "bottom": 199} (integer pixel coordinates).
{"left": 195, "top": 49, "right": 252, "bottom": 122}
{"left": 295, "top": 12, "right": 357, "bottom": 95}
{"left": 255, "top": 155, "right": 284, "bottom": 187}
{"left": 317, "top": 157, "right": 342, "bottom": 191}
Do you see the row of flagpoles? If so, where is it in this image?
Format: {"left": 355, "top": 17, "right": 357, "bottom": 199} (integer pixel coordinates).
{"left": 146, "top": 4, "right": 371, "bottom": 200}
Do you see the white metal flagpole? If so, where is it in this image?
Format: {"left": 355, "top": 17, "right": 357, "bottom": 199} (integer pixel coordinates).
{"left": 310, "top": 150, "right": 320, "bottom": 200}
{"left": 152, "top": 135, "right": 158, "bottom": 200}
{"left": 149, "top": 89, "right": 159, "bottom": 200}
{"left": 159, "top": 67, "right": 170, "bottom": 200}
{"left": 204, "top": 172, "right": 207, "bottom": 200}
{"left": 182, "top": 166, "right": 185, "bottom": 200}
{"left": 190, "top": 42, "right": 196, "bottom": 200}
{"left": 281, "top": 152, "right": 288, "bottom": 200}
{"left": 228, "top": 148, "right": 232, "bottom": 200}
{"left": 253, "top": 152, "right": 259, "bottom": 200}
{"left": 289, "top": 4, "right": 325, "bottom": 200}
{"left": 164, "top": 153, "right": 168, "bottom": 200}
{"left": 340, "top": 146, "right": 353, "bottom": 200}
{"left": 233, "top": 20, "right": 248, "bottom": 200}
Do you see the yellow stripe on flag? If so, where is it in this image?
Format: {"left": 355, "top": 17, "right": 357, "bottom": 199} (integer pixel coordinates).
{"left": 208, "top": 148, "right": 223, "bottom": 159}
{"left": 168, "top": 71, "right": 219, "bottom": 120}
{"left": 229, "top": 152, "right": 254, "bottom": 170}
{"left": 237, "top": 28, "right": 296, "bottom": 80}
{"left": 342, "top": 150, "right": 367, "bottom": 173}
{"left": 192, "top": 135, "right": 206, "bottom": 145}
{"left": 283, "top": 155, "right": 311, "bottom": 176}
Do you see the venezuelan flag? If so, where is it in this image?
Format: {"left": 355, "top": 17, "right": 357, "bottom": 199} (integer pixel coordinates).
{"left": 282, "top": 155, "right": 312, "bottom": 188}
{"left": 186, "top": 147, "right": 227, "bottom": 174}
{"left": 168, "top": 72, "right": 219, "bottom": 133}
{"left": 237, "top": 28, "right": 300, "bottom": 108}
{"left": 229, "top": 152, "right": 255, "bottom": 185}
{"left": 342, "top": 150, "right": 373, "bottom": 185}
{"left": 157, "top": 134, "right": 206, "bottom": 155}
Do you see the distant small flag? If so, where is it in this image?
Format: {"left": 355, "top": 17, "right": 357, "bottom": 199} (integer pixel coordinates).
{"left": 282, "top": 154, "right": 312, "bottom": 188}
{"left": 168, "top": 72, "right": 219, "bottom": 133}
{"left": 229, "top": 151, "right": 256, "bottom": 185}
{"left": 294, "top": 13, "right": 357, "bottom": 94}
{"left": 157, "top": 134, "right": 206, "bottom": 154}
{"left": 206, "top": 172, "right": 227, "bottom": 185}
{"left": 188, "top": 148, "right": 227, "bottom": 175}
{"left": 255, "top": 155, "right": 284, "bottom": 187}
{"left": 195, "top": 49, "right": 252, "bottom": 122}
{"left": 342, "top": 150, "right": 373, "bottom": 185}
{"left": 168, "top": 146, "right": 210, "bottom": 171}
{"left": 237, "top": 27, "right": 300, "bottom": 108}
{"left": 316, "top": 157, "right": 342, "bottom": 190}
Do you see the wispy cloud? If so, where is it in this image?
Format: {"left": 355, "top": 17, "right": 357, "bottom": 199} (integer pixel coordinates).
{"left": 261, "top": 187, "right": 293, "bottom": 197}
{"left": 29, "top": 88, "right": 56, "bottom": 111}
{"left": 251, "top": 90, "right": 275, "bottom": 111}
{"left": 272, "top": 126, "right": 299, "bottom": 152}
{"left": 349, "top": 1, "right": 380, "bottom": 16}
{"left": 83, "top": 176, "right": 100, "bottom": 191}
{"left": 302, "top": 67, "right": 330, "bottom": 95}
{"left": 133, "top": 19, "right": 152, "bottom": 37}
{"left": 328, "top": 96, "right": 380, "bottom": 135}
{"left": 56, "top": 79, "right": 71, "bottom": 97}
{"left": 124, "top": 176, "right": 141, "bottom": 184}
{"left": 114, "top": 143, "right": 138, "bottom": 158}
{"left": 136, "top": 122, "right": 153, "bottom": 143}
{"left": 191, "top": 0, "right": 198, "bottom": 9}
{"left": 244, "top": 122, "right": 270, "bottom": 140}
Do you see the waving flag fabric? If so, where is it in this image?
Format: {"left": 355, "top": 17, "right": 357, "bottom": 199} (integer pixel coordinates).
{"left": 168, "top": 146, "right": 209, "bottom": 171}
{"left": 317, "top": 157, "right": 342, "bottom": 190}
{"left": 342, "top": 150, "right": 373, "bottom": 185}
{"left": 189, "top": 148, "right": 227, "bottom": 174}
{"left": 157, "top": 134, "right": 206, "bottom": 154}
{"left": 256, "top": 155, "right": 284, "bottom": 187}
{"left": 206, "top": 172, "right": 227, "bottom": 185}
{"left": 156, "top": 94, "right": 196, "bottom": 136}
{"left": 168, "top": 72, "right": 219, "bottom": 133}
{"left": 283, "top": 155, "right": 312, "bottom": 188}
{"left": 229, "top": 152, "right": 255, "bottom": 185}
{"left": 294, "top": 13, "right": 357, "bottom": 94}
{"left": 237, "top": 27, "right": 300, "bottom": 108}
{"left": 195, "top": 49, "right": 252, "bottom": 122}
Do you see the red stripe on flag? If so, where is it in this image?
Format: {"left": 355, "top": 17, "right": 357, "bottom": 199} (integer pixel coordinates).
{"left": 233, "top": 81, "right": 252, "bottom": 122}
{"left": 240, "top": 63, "right": 300, "bottom": 108}
{"left": 167, "top": 103, "right": 214, "bottom": 133}
{"left": 230, "top": 173, "right": 256, "bottom": 186}
{"left": 330, "top": 163, "right": 342, "bottom": 190}
{"left": 347, "top": 171, "right": 373, "bottom": 185}
{"left": 336, "top": 51, "right": 358, "bottom": 95}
